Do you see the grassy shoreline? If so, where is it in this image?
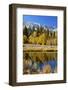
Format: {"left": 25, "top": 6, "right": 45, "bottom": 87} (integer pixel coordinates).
{"left": 23, "top": 44, "right": 57, "bottom": 52}
{"left": 23, "top": 49, "right": 57, "bottom": 52}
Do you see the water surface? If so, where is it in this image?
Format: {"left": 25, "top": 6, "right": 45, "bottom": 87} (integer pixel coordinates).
{"left": 23, "top": 51, "right": 57, "bottom": 74}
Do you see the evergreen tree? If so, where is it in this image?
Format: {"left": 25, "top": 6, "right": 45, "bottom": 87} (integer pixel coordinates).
{"left": 23, "top": 26, "right": 29, "bottom": 37}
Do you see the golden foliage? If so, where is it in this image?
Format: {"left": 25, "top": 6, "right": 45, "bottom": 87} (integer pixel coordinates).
{"left": 23, "top": 35, "right": 27, "bottom": 43}
{"left": 24, "top": 30, "right": 57, "bottom": 45}
{"left": 28, "top": 32, "right": 47, "bottom": 45}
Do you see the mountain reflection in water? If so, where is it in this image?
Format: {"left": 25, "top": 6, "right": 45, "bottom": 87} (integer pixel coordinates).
{"left": 23, "top": 52, "right": 57, "bottom": 74}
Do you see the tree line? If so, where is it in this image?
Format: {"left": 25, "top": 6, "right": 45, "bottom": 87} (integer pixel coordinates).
{"left": 23, "top": 25, "right": 57, "bottom": 45}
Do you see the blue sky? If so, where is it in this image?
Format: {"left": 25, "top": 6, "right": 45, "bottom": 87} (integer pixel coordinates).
{"left": 23, "top": 15, "right": 57, "bottom": 28}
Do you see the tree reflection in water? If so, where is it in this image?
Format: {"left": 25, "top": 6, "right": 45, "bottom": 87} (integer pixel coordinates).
{"left": 23, "top": 52, "right": 57, "bottom": 74}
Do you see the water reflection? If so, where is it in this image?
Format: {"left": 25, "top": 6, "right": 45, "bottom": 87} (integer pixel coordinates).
{"left": 23, "top": 52, "right": 57, "bottom": 74}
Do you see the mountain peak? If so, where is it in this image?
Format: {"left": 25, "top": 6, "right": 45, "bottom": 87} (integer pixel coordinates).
{"left": 23, "top": 22, "right": 57, "bottom": 32}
